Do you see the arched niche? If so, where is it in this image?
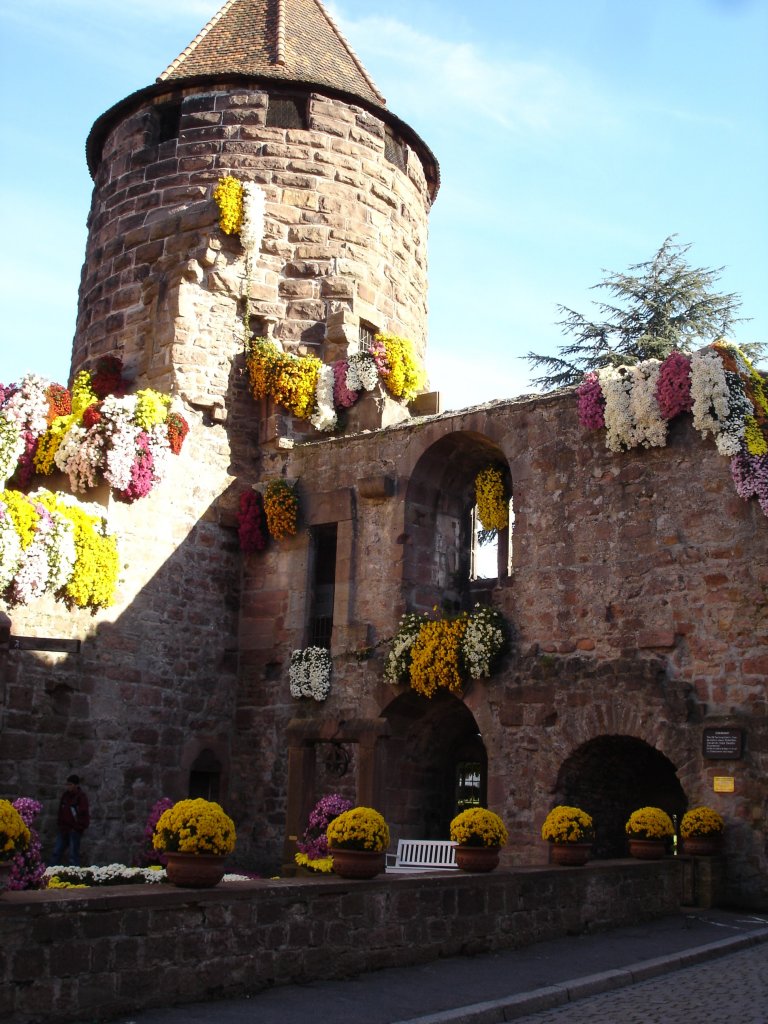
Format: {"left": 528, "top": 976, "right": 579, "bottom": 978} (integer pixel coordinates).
{"left": 402, "top": 431, "right": 511, "bottom": 613}
{"left": 381, "top": 689, "right": 487, "bottom": 847}
{"left": 551, "top": 735, "right": 687, "bottom": 857}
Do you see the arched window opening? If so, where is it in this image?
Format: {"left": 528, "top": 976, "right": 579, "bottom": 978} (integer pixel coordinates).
{"left": 188, "top": 749, "right": 222, "bottom": 802}
{"left": 308, "top": 523, "right": 337, "bottom": 648}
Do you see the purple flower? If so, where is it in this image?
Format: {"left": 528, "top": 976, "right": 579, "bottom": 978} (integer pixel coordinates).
{"left": 655, "top": 352, "right": 693, "bottom": 421}
{"left": 8, "top": 797, "right": 45, "bottom": 890}
{"left": 576, "top": 372, "right": 606, "bottom": 430}
{"left": 332, "top": 361, "right": 359, "bottom": 409}
{"left": 297, "top": 793, "right": 353, "bottom": 860}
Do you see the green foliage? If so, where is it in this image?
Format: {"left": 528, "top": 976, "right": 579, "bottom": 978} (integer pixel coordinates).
{"left": 526, "top": 236, "right": 761, "bottom": 391}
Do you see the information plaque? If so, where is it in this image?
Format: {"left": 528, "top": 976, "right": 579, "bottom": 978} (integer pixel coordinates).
{"left": 702, "top": 727, "right": 743, "bottom": 760}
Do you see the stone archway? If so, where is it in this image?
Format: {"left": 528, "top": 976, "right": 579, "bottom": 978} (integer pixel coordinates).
{"left": 381, "top": 690, "right": 487, "bottom": 846}
{"left": 553, "top": 735, "right": 687, "bottom": 857}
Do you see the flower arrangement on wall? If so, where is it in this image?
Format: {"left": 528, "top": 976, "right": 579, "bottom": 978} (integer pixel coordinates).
{"left": 450, "top": 807, "right": 508, "bottom": 848}
{"left": 5, "top": 798, "right": 46, "bottom": 890}
{"left": 0, "top": 488, "right": 120, "bottom": 609}
{"left": 384, "top": 603, "right": 508, "bottom": 698}
{"left": 0, "top": 360, "right": 190, "bottom": 503}
{"left": 625, "top": 806, "right": 674, "bottom": 839}
{"left": 152, "top": 798, "right": 237, "bottom": 856}
{"left": 0, "top": 798, "right": 31, "bottom": 858}
{"left": 680, "top": 806, "right": 724, "bottom": 838}
{"left": 474, "top": 466, "right": 509, "bottom": 541}
{"left": 576, "top": 341, "right": 768, "bottom": 517}
{"left": 326, "top": 806, "right": 390, "bottom": 852}
{"left": 244, "top": 332, "right": 426, "bottom": 434}
{"left": 294, "top": 793, "right": 353, "bottom": 873}
{"left": 541, "top": 805, "right": 594, "bottom": 845}
{"left": 262, "top": 479, "right": 299, "bottom": 540}
{"left": 289, "top": 646, "right": 332, "bottom": 701}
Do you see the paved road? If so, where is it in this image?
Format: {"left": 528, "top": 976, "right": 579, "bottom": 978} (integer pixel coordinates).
{"left": 504, "top": 944, "right": 768, "bottom": 1024}
{"left": 106, "top": 909, "right": 768, "bottom": 1024}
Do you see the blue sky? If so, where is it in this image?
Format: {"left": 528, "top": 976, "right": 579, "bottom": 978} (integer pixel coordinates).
{"left": 1, "top": 0, "right": 766, "bottom": 410}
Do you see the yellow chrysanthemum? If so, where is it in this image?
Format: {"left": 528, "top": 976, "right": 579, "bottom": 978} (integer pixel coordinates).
{"left": 376, "top": 333, "right": 427, "bottom": 403}
{"left": 213, "top": 176, "right": 244, "bottom": 235}
{"left": 409, "top": 615, "right": 468, "bottom": 698}
{"left": 475, "top": 466, "right": 509, "bottom": 534}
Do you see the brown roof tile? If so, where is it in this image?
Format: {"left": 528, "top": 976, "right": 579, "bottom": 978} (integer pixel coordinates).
{"left": 158, "top": 0, "right": 386, "bottom": 108}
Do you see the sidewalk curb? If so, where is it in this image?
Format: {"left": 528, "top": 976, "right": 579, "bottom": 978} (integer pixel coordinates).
{"left": 390, "top": 927, "right": 768, "bottom": 1024}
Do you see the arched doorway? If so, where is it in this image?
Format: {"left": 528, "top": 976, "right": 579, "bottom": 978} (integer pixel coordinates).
{"left": 381, "top": 690, "right": 487, "bottom": 845}
{"left": 553, "top": 735, "right": 687, "bottom": 857}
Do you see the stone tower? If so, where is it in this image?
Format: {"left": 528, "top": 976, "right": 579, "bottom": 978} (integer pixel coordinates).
{"left": 73, "top": 0, "right": 439, "bottom": 416}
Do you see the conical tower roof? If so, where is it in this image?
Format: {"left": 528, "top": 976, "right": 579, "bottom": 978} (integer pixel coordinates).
{"left": 158, "top": 0, "right": 386, "bottom": 108}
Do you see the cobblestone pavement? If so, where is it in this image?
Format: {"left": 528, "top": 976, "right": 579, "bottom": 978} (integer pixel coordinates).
{"left": 507, "top": 944, "right": 768, "bottom": 1024}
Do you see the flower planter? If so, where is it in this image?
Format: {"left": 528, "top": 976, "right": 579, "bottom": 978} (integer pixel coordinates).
{"left": 455, "top": 845, "right": 501, "bottom": 873}
{"left": 329, "top": 848, "right": 386, "bottom": 879}
{"left": 628, "top": 839, "right": 667, "bottom": 860}
{"left": 682, "top": 835, "right": 723, "bottom": 857}
{"left": 164, "top": 852, "right": 227, "bottom": 888}
{"left": 549, "top": 842, "right": 592, "bottom": 866}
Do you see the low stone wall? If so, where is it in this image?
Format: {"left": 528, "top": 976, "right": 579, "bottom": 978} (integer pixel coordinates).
{"left": 1, "top": 860, "right": 682, "bottom": 1024}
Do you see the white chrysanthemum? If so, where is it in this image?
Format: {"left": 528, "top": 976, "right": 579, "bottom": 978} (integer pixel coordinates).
{"left": 346, "top": 353, "right": 379, "bottom": 392}
{"left": 0, "top": 413, "right": 25, "bottom": 486}
{"left": 310, "top": 364, "right": 338, "bottom": 432}
{"left": 0, "top": 500, "right": 23, "bottom": 591}
{"left": 241, "top": 181, "right": 266, "bottom": 257}
{"left": 690, "top": 348, "right": 730, "bottom": 439}
{"left": 289, "top": 647, "right": 332, "bottom": 701}
{"left": 54, "top": 425, "right": 104, "bottom": 492}
{"left": 629, "top": 360, "right": 667, "bottom": 448}
{"left": 598, "top": 366, "right": 635, "bottom": 452}
{"left": 3, "top": 374, "right": 52, "bottom": 436}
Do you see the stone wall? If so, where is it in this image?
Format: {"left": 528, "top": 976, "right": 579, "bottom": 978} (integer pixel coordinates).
{"left": 0, "top": 861, "right": 682, "bottom": 1024}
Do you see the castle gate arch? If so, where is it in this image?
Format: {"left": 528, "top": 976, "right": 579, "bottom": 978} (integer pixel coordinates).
{"left": 552, "top": 735, "right": 687, "bottom": 857}
{"left": 381, "top": 690, "right": 487, "bottom": 847}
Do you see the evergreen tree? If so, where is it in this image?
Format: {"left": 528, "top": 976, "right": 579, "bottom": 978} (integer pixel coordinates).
{"left": 525, "top": 236, "right": 759, "bottom": 391}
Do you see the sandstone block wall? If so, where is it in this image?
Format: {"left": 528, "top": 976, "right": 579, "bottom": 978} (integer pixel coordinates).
{"left": 0, "top": 861, "right": 682, "bottom": 1024}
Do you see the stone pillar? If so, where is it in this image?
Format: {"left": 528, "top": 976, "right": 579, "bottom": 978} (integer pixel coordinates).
{"left": 282, "top": 738, "right": 316, "bottom": 874}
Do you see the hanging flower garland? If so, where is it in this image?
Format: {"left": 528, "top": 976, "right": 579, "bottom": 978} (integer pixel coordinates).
{"left": 263, "top": 479, "right": 299, "bottom": 540}
{"left": 0, "top": 488, "right": 119, "bottom": 609}
{"left": 474, "top": 466, "right": 509, "bottom": 541}
{"left": 245, "top": 332, "right": 426, "bottom": 433}
{"left": 385, "top": 604, "right": 508, "bottom": 698}
{"left": 577, "top": 342, "right": 768, "bottom": 518}
{"left": 289, "top": 646, "right": 332, "bottom": 701}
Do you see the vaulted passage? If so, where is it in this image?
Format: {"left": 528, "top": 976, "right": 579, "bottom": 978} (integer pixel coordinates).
{"left": 553, "top": 735, "right": 687, "bottom": 857}
{"left": 381, "top": 690, "right": 487, "bottom": 847}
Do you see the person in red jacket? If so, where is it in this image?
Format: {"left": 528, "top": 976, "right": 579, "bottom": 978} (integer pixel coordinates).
{"left": 53, "top": 774, "right": 90, "bottom": 866}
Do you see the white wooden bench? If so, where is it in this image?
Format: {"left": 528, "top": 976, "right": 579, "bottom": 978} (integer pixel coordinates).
{"left": 385, "top": 839, "right": 458, "bottom": 872}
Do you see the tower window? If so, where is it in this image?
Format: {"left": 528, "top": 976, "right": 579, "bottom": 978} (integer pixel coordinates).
{"left": 358, "top": 321, "right": 378, "bottom": 353}
{"left": 308, "top": 524, "right": 337, "bottom": 648}
{"left": 267, "top": 95, "right": 308, "bottom": 129}
{"left": 149, "top": 100, "right": 182, "bottom": 146}
{"left": 384, "top": 129, "right": 407, "bottom": 173}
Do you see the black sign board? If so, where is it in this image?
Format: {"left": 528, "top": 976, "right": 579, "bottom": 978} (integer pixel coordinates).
{"left": 1, "top": 634, "right": 81, "bottom": 654}
{"left": 702, "top": 727, "right": 743, "bottom": 760}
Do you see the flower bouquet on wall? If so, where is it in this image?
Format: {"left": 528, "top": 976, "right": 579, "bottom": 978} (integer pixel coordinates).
{"left": 152, "top": 798, "right": 236, "bottom": 888}
{"left": 326, "top": 806, "right": 390, "bottom": 878}
{"left": 0, "top": 799, "right": 31, "bottom": 891}
{"left": 625, "top": 806, "right": 674, "bottom": 859}
{"left": 449, "top": 807, "right": 508, "bottom": 872}
{"left": 289, "top": 646, "right": 332, "bottom": 701}
{"left": 541, "top": 805, "right": 594, "bottom": 866}
{"left": 680, "top": 806, "right": 725, "bottom": 856}
{"left": 294, "top": 793, "right": 353, "bottom": 874}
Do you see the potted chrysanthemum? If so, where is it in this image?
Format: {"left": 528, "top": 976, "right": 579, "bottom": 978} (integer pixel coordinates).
{"left": 680, "top": 806, "right": 725, "bottom": 856}
{"left": 541, "top": 805, "right": 594, "bottom": 866}
{"left": 326, "top": 806, "right": 390, "bottom": 879}
{"left": 0, "top": 799, "right": 31, "bottom": 892}
{"left": 152, "top": 798, "right": 236, "bottom": 888}
{"left": 449, "top": 807, "right": 508, "bottom": 872}
{"left": 625, "top": 806, "right": 674, "bottom": 859}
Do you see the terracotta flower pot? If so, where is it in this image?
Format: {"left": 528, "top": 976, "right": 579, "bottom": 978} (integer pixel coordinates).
{"left": 628, "top": 838, "right": 667, "bottom": 860}
{"left": 164, "top": 852, "right": 227, "bottom": 888}
{"left": 682, "top": 835, "right": 723, "bottom": 857}
{"left": 330, "top": 848, "right": 386, "bottom": 879}
{"left": 454, "top": 845, "right": 501, "bottom": 873}
{"left": 549, "top": 842, "right": 592, "bottom": 866}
